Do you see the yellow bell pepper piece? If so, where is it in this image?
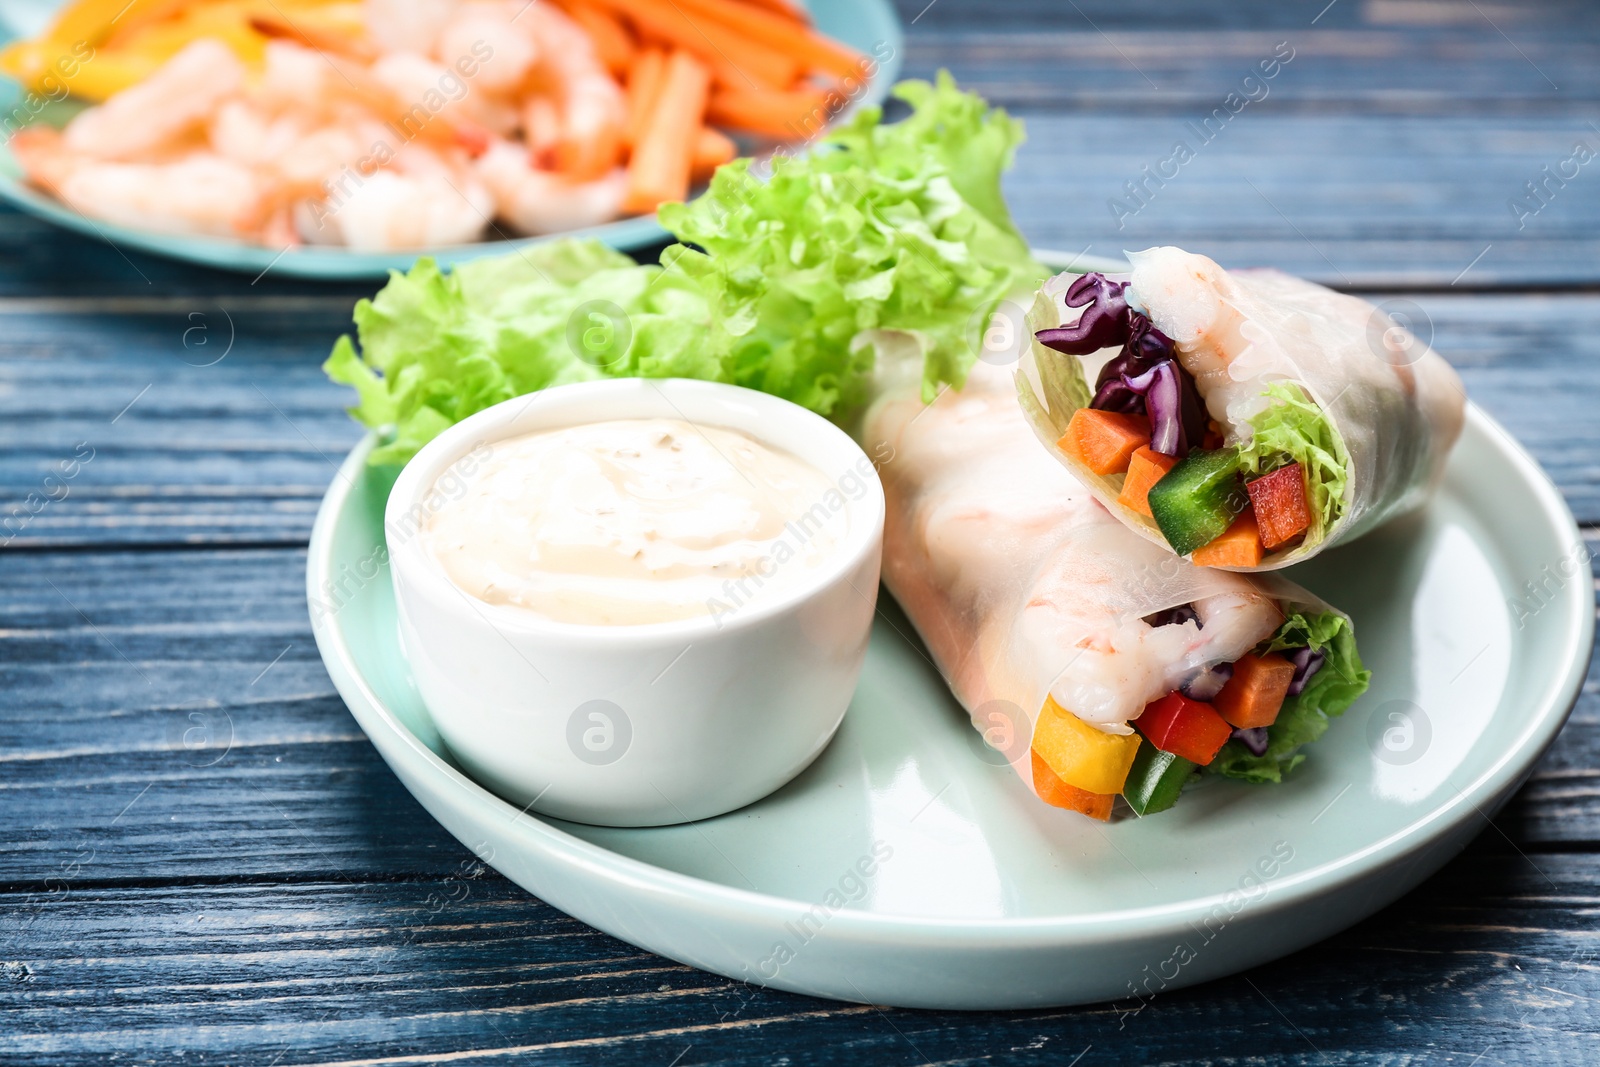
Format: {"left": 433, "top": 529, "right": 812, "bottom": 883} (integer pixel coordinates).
{"left": 0, "top": 38, "right": 150, "bottom": 102}
{"left": 49, "top": 0, "right": 190, "bottom": 49}
{"left": 1031, "top": 697, "right": 1142, "bottom": 796}
{"left": 3, "top": 0, "right": 366, "bottom": 102}
{"left": 106, "top": 7, "right": 269, "bottom": 67}
{"left": 50, "top": 51, "right": 164, "bottom": 100}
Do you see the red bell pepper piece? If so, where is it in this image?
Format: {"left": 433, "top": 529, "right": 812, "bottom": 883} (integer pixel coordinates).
{"left": 1246, "top": 462, "right": 1311, "bottom": 551}
{"left": 1135, "top": 691, "right": 1234, "bottom": 766}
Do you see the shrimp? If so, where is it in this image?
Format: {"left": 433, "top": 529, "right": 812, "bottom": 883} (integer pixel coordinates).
{"left": 308, "top": 144, "right": 492, "bottom": 250}
{"left": 210, "top": 101, "right": 388, "bottom": 194}
{"left": 363, "top": 0, "right": 458, "bottom": 56}
{"left": 368, "top": 50, "right": 517, "bottom": 140}
{"left": 12, "top": 127, "right": 271, "bottom": 239}
{"left": 1023, "top": 550, "right": 1282, "bottom": 725}
{"left": 1127, "top": 246, "right": 1296, "bottom": 430}
{"left": 474, "top": 139, "right": 624, "bottom": 235}
{"left": 61, "top": 39, "right": 244, "bottom": 161}
{"left": 516, "top": 3, "right": 625, "bottom": 178}
{"left": 434, "top": 1, "right": 538, "bottom": 96}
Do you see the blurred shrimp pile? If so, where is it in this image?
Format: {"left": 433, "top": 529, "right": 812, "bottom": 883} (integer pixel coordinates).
{"left": 0, "top": 0, "right": 875, "bottom": 250}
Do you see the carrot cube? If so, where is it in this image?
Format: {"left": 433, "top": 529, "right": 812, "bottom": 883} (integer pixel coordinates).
{"left": 1059, "top": 408, "right": 1151, "bottom": 476}
{"left": 1246, "top": 462, "right": 1312, "bottom": 551}
{"left": 1191, "top": 509, "right": 1264, "bottom": 568}
{"left": 1032, "top": 749, "right": 1115, "bottom": 820}
{"left": 1212, "top": 651, "right": 1296, "bottom": 730}
{"left": 1135, "top": 692, "right": 1233, "bottom": 766}
{"left": 1117, "top": 445, "right": 1180, "bottom": 517}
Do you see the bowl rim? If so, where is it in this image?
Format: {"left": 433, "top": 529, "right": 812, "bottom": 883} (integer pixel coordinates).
{"left": 384, "top": 376, "right": 887, "bottom": 644}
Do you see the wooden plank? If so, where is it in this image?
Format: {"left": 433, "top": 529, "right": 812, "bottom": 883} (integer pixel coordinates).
{"left": 4, "top": 293, "right": 1600, "bottom": 548}
{"left": 2, "top": 544, "right": 1596, "bottom": 886}
{"left": 998, "top": 115, "right": 1600, "bottom": 287}
{"left": 0, "top": 302, "right": 364, "bottom": 547}
{"left": 894, "top": 0, "right": 1599, "bottom": 35}
{"left": 904, "top": 29, "right": 1600, "bottom": 114}
{"left": 2, "top": 845, "right": 1598, "bottom": 1064}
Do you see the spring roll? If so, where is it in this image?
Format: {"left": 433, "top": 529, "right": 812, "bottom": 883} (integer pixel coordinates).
{"left": 865, "top": 357, "right": 1370, "bottom": 818}
{"left": 1016, "top": 246, "right": 1465, "bottom": 570}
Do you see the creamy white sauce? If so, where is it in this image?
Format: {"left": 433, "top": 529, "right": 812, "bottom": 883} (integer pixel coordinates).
{"left": 423, "top": 418, "right": 849, "bottom": 625}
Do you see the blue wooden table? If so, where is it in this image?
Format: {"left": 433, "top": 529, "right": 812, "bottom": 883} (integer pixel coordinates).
{"left": 5, "top": 1, "right": 1599, "bottom": 1062}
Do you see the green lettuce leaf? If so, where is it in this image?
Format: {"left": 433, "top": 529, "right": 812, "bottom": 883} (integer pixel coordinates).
{"left": 325, "top": 73, "right": 1045, "bottom": 465}
{"left": 1209, "top": 610, "right": 1372, "bottom": 783}
{"left": 1238, "top": 382, "right": 1351, "bottom": 545}
{"left": 1014, "top": 286, "right": 1091, "bottom": 440}
{"left": 662, "top": 72, "right": 1044, "bottom": 408}
{"left": 324, "top": 241, "right": 714, "bottom": 465}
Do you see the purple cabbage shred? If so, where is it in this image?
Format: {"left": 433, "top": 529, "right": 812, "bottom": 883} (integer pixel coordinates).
{"left": 1034, "top": 273, "right": 1130, "bottom": 354}
{"left": 1033, "top": 272, "right": 1206, "bottom": 457}
{"left": 1123, "top": 361, "right": 1187, "bottom": 456}
{"left": 1287, "top": 647, "right": 1326, "bottom": 696}
{"left": 1232, "top": 726, "right": 1271, "bottom": 756}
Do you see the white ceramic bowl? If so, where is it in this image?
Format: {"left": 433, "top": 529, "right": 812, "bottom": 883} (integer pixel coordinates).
{"left": 384, "top": 379, "right": 885, "bottom": 827}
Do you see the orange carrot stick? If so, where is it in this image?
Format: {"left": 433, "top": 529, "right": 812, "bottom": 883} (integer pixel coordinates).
{"left": 577, "top": 0, "right": 798, "bottom": 90}
{"left": 737, "top": 0, "right": 811, "bottom": 25}
{"left": 671, "top": 0, "right": 863, "bottom": 79}
{"left": 624, "top": 49, "right": 710, "bottom": 213}
{"left": 624, "top": 46, "right": 667, "bottom": 149}
{"left": 691, "top": 125, "right": 736, "bottom": 178}
{"left": 248, "top": 13, "right": 378, "bottom": 62}
{"left": 552, "top": 0, "right": 635, "bottom": 78}
{"left": 706, "top": 85, "right": 828, "bottom": 139}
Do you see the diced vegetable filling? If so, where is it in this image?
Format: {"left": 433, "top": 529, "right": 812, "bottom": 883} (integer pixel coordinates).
{"left": 1122, "top": 745, "right": 1195, "bottom": 816}
{"left": 1212, "top": 652, "right": 1296, "bottom": 729}
{"left": 1059, "top": 408, "right": 1150, "bottom": 476}
{"left": 1032, "top": 696, "right": 1143, "bottom": 795}
{"left": 1191, "top": 510, "right": 1264, "bottom": 569}
{"left": 1024, "top": 607, "right": 1370, "bottom": 818}
{"left": 1032, "top": 750, "right": 1116, "bottom": 821}
{"left": 1146, "top": 446, "right": 1247, "bottom": 555}
{"left": 1117, "top": 445, "right": 1178, "bottom": 517}
{"left": 1036, "top": 272, "right": 1350, "bottom": 561}
{"left": 1135, "top": 692, "right": 1234, "bottom": 766}
{"left": 1246, "top": 462, "right": 1312, "bottom": 551}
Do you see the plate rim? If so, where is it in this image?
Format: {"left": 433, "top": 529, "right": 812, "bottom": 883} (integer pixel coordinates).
{"left": 309, "top": 399, "right": 1592, "bottom": 950}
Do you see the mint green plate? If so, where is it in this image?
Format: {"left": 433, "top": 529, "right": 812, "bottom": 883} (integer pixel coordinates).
{"left": 306, "top": 254, "right": 1591, "bottom": 1009}
{"left": 0, "top": 0, "right": 901, "bottom": 279}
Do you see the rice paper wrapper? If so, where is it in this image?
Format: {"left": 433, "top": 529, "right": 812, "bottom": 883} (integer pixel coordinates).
{"left": 1015, "top": 246, "right": 1466, "bottom": 570}
{"left": 862, "top": 354, "right": 1343, "bottom": 799}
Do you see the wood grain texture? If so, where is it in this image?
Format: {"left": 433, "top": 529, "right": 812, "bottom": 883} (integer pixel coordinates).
{"left": 5, "top": 0, "right": 1600, "bottom": 1062}
{"left": 3, "top": 845, "right": 1597, "bottom": 1066}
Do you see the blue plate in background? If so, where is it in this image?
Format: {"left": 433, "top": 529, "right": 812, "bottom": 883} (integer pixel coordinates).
{"left": 0, "top": 0, "right": 903, "bottom": 278}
